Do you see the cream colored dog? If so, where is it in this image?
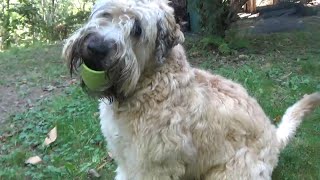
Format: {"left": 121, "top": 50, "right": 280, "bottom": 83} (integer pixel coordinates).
{"left": 62, "top": 0, "right": 320, "bottom": 179}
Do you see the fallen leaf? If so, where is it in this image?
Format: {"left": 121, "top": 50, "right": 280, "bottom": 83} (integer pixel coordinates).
{"left": 0, "top": 129, "right": 22, "bottom": 142}
{"left": 93, "top": 112, "right": 99, "bottom": 117}
{"left": 44, "top": 127, "right": 57, "bottom": 146}
{"left": 238, "top": 54, "right": 249, "bottom": 60}
{"left": 97, "top": 161, "right": 108, "bottom": 170}
{"left": 280, "top": 72, "right": 292, "bottom": 80}
{"left": 21, "top": 79, "right": 27, "bottom": 84}
{"left": 190, "top": 51, "right": 200, "bottom": 57}
{"left": 43, "top": 85, "right": 56, "bottom": 92}
{"left": 69, "top": 79, "right": 77, "bottom": 84}
{"left": 262, "top": 62, "right": 272, "bottom": 69}
{"left": 88, "top": 169, "right": 101, "bottom": 178}
{"left": 25, "top": 156, "right": 42, "bottom": 165}
{"left": 273, "top": 115, "right": 282, "bottom": 123}
{"left": 108, "top": 152, "right": 113, "bottom": 159}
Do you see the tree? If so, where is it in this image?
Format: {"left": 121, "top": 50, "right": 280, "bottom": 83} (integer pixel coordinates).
{"left": 1, "top": 0, "right": 11, "bottom": 49}
{"left": 0, "top": 0, "right": 94, "bottom": 50}
{"left": 196, "top": 0, "right": 249, "bottom": 36}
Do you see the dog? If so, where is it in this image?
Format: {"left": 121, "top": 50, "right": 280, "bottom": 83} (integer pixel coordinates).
{"left": 62, "top": 0, "right": 320, "bottom": 179}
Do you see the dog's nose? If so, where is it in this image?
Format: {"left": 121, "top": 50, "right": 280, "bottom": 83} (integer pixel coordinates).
{"left": 87, "top": 39, "right": 108, "bottom": 56}
{"left": 82, "top": 35, "right": 116, "bottom": 71}
{"left": 86, "top": 35, "right": 114, "bottom": 57}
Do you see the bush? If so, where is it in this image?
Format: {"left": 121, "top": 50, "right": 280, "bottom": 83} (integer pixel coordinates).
{"left": 192, "top": 0, "right": 249, "bottom": 37}
{"left": 0, "top": 0, "right": 93, "bottom": 49}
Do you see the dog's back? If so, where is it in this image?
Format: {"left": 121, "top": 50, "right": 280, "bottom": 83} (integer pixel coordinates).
{"left": 191, "top": 68, "right": 320, "bottom": 179}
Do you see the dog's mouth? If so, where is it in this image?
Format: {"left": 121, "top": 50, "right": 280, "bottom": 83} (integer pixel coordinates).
{"left": 79, "top": 33, "right": 118, "bottom": 71}
{"left": 80, "top": 39, "right": 107, "bottom": 71}
{"left": 70, "top": 33, "right": 129, "bottom": 100}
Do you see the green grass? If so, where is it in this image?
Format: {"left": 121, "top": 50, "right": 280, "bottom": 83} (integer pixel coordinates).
{"left": 0, "top": 44, "right": 116, "bottom": 179}
{"left": 0, "top": 87, "right": 116, "bottom": 179}
{"left": 0, "top": 43, "right": 67, "bottom": 86}
{"left": 1, "top": 27, "right": 320, "bottom": 179}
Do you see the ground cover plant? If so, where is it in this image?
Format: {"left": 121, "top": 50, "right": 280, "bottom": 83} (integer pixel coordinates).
{"left": 0, "top": 23, "right": 320, "bottom": 179}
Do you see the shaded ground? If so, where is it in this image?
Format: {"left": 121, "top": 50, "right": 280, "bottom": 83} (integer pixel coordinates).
{"left": 235, "top": 3, "right": 320, "bottom": 34}
{"left": 0, "top": 44, "right": 75, "bottom": 124}
{"left": 0, "top": 83, "right": 62, "bottom": 124}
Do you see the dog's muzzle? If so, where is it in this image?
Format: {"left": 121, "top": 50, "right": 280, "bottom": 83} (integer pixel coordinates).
{"left": 81, "top": 34, "right": 116, "bottom": 71}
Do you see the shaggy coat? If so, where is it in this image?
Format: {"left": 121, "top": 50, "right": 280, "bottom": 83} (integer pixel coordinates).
{"left": 62, "top": 0, "right": 320, "bottom": 179}
{"left": 99, "top": 45, "right": 320, "bottom": 179}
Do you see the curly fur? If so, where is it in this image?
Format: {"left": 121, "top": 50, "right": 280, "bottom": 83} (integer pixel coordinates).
{"left": 62, "top": 0, "right": 320, "bottom": 179}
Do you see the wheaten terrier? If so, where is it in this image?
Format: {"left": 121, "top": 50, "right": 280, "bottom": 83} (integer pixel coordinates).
{"left": 62, "top": 0, "right": 320, "bottom": 179}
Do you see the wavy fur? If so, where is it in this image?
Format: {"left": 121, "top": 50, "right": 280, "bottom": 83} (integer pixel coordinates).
{"left": 63, "top": 0, "right": 320, "bottom": 179}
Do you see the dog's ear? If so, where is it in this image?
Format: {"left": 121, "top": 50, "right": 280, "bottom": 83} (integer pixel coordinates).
{"left": 62, "top": 33, "right": 82, "bottom": 75}
{"left": 155, "top": 8, "right": 184, "bottom": 64}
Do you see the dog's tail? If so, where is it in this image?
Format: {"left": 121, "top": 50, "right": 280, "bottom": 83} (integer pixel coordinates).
{"left": 276, "top": 92, "right": 320, "bottom": 149}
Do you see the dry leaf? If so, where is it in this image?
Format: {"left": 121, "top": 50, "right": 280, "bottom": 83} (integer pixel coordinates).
{"left": 88, "top": 169, "right": 101, "bottom": 178}
{"left": 0, "top": 131, "right": 16, "bottom": 142}
{"left": 108, "top": 152, "right": 113, "bottom": 159}
{"left": 273, "top": 115, "right": 282, "bottom": 123}
{"left": 25, "top": 156, "right": 42, "bottom": 165}
{"left": 238, "top": 54, "right": 249, "bottom": 60}
{"left": 43, "top": 85, "right": 56, "bottom": 92}
{"left": 44, "top": 126, "right": 57, "bottom": 146}
{"left": 93, "top": 112, "right": 99, "bottom": 117}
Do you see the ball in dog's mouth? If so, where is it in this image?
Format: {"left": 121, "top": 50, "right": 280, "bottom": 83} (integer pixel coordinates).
{"left": 80, "top": 63, "right": 109, "bottom": 91}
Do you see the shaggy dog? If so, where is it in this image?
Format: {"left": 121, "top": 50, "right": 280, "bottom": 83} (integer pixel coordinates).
{"left": 62, "top": 0, "right": 320, "bottom": 179}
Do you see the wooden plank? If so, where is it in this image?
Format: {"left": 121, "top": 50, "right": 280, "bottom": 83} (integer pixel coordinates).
{"left": 246, "top": 0, "right": 256, "bottom": 13}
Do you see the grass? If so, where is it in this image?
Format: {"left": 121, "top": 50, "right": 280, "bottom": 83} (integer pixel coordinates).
{"left": 1, "top": 26, "right": 320, "bottom": 179}
{"left": 0, "top": 43, "right": 66, "bottom": 86}
{"left": 0, "top": 87, "right": 116, "bottom": 179}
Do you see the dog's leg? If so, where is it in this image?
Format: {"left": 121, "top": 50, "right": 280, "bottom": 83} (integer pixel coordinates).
{"left": 115, "top": 166, "right": 127, "bottom": 180}
{"left": 133, "top": 170, "right": 180, "bottom": 180}
{"left": 124, "top": 161, "right": 186, "bottom": 180}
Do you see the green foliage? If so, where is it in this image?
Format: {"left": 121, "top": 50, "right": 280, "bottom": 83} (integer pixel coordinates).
{"left": 200, "top": 35, "right": 225, "bottom": 48}
{"left": 198, "top": 34, "right": 249, "bottom": 55}
{"left": 192, "top": 0, "right": 248, "bottom": 36}
{"left": 225, "top": 30, "right": 251, "bottom": 50}
{"left": 0, "top": 0, "right": 93, "bottom": 49}
{"left": 217, "top": 43, "right": 231, "bottom": 55}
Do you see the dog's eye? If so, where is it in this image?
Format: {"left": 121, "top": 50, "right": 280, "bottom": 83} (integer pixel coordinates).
{"left": 131, "top": 20, "right": 142, "bottom": 37}
{"left": 100, "top": 12, "right": 111, "bottom": 18}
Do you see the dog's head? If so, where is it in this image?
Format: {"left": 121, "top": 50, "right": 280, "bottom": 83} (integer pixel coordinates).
{"left": 62, "top": 0, "right": 184, "bottom": 99}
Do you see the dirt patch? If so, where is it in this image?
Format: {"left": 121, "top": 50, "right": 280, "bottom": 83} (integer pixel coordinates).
{"left": 0, "top": 86, "right": 47, "bottom": 123}
{"left": 0, "top": 44, "right": 74, "bottom": 124}
{"left": 0, "top": 86, "right": 19, "bottom": 123}
{"left": 0, "top": 80, "right": 74, "bottom": 124}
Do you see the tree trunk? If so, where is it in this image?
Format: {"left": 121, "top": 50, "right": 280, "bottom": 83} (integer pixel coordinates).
{"left": 226, "top": 0, "right": 249, "bottom": 25}
{"left": 0, "top": 4, "right": 5, "bottom": 49}
{"left": 3, "top": 0, "right": 10, "bottom": 49}
{"left": 51, "top": 0, "right": 55, "bottom": 40}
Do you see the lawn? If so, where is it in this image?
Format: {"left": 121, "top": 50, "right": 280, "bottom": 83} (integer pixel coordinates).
{"left": 0, "top": 27, "right": 320, "bottom": 179}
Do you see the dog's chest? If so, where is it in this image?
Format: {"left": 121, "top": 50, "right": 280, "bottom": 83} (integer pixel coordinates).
{"left": 99, "top": 100, "right": 136, "bottom": 165}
